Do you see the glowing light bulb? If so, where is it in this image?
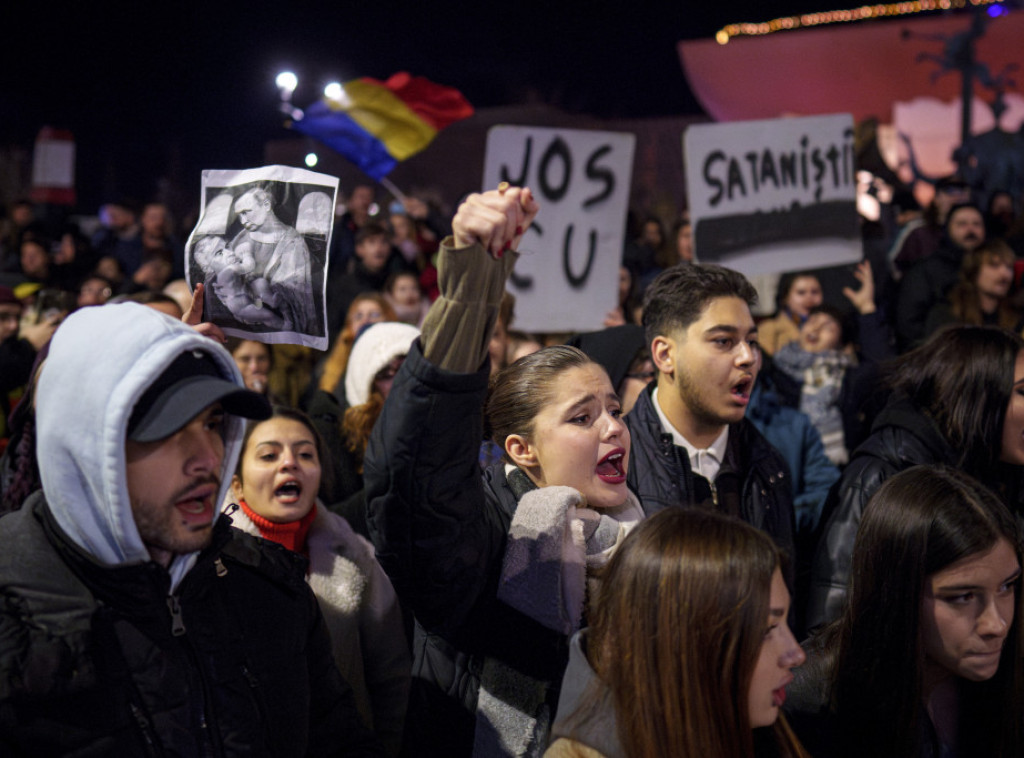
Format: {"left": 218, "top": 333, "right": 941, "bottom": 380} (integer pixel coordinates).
{"left": 276, "top": 71, "right": 298, "bottom": 93}
{"left": 305, "top": 153, "right": 318, "bottom": 167}
{"left": 324, "top": 82, "right": 344, "bottom": 100}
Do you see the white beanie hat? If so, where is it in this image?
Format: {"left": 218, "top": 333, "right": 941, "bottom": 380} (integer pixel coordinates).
{"left": 345, "top": 321, "right": 420, "bottom": 407}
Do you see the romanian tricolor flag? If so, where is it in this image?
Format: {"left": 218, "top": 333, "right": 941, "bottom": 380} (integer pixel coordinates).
{"left": 290, "top": 72, "right": 474, "bottom": 180}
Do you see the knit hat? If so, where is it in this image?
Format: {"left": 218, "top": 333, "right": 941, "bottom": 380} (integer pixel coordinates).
{"left": 345, "top": 321, "right": 420, "bottom": 407}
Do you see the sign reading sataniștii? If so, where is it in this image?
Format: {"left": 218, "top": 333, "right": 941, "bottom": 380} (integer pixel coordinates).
{"left": 483, "top": 126, "right": 635, "bottom": 333}
{"left": 684, "top": 114, "right": 861, "bottom": 276}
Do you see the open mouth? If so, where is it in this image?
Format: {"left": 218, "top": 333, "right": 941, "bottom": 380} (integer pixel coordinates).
{"left": 731, "top": 376, "right": 753, "bottom": 403}
{"left": 771, "top": 686, "right": 787, "bottom": 707}
{"left": 596, "top": 448, "right": 627, "bottom": 484}
{"left": 174, "top": 484, "right": 217, "bottom": 525}
{"left": 176, "top": 496, "right": 209, "bottom": 515}
{"left": 274, "top": 480, "right": 303, "bottom": 504}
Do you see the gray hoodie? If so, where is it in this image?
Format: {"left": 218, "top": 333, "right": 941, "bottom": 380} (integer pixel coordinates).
{"left": 35, "top": 302, "right": 246, "bottom": 590}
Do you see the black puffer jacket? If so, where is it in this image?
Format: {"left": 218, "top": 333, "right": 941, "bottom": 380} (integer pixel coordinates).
{"left": 624, "top": 385, "right": 796, "bottom": 579}
{"left": 807, "top": 396, "right": 958, "bottom": 630}
{"left": 364, "top": 341, "right": 570, "bottom": 755}
{"left": 0, "top": 495, "right": 384, "bottom": 757}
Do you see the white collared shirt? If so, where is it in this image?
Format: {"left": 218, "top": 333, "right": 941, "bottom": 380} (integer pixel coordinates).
{"left": 652, "top": 386, "right": 729, "bottom": 481}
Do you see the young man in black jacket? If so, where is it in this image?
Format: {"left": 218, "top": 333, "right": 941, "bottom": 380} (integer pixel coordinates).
{"left": 625, "top": 264, "right": 797, "bottom": 582}
{"left": 0, "top": 302, "right": 384, "bottom": 756}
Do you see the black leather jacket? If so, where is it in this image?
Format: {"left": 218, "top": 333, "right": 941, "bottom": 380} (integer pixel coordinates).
{"left": 625, "top": 385, "right": 796, "bottom": 579}
{"left": 0, "top": 495, "right": 383, "bottom": 757}
{"left": 807, "top": 396, "right": 958, "bottom": 631}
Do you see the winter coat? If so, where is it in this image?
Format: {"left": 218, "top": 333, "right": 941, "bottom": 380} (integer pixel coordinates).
{"left": 545, "top": 632, "right": 622, "bottom": 758}
{"left": 0, "top": 494, "right": 381, "bottom": 756}
{"left": 785, "top": 625, "right": 992, "bottom": 758}
{"left": 366, "top": 236, "right": 646, "bottom": 756}
{"left": 624, "top": 384, "right": 797, "bottom": 582}
{"left": 807, "top": 395, "right": 959, "bottom": 630}
{"left": 758, "top": 311, "right": 802, "bottom": 355}
{"left": 0, "top": 302, "right": 383, "bottom": 756}
{"left": 747, "top": 382, "right": 839, "bottom": 535}
{"left": 229, "top": 503, "right": 410, "bottom": 755}
{"left": 895, "top": 237, "right": 964, "bottom": 349}
{"left": 365, "top": 339, "right": 641, "bottom": 757}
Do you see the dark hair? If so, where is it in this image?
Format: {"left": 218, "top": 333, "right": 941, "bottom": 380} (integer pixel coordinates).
{"left": 774, "top": 271, "right": 821, "bottom": 313}
{"left": 383, "top": 270, "right": 420, "bottom": 296}
{"left": 484, "top": 345, "right": 595, "bottom": 463}
{"left": 571, "top": 508, "right": 807, "bottom": 758}
{"left": 935, "top": 176, "right": 970, "bottom": 195}
{"left": 889, "top": 325, "right": 1024, "bottom": 475}
{"left": 355, "top": 222, "right": 389, "bottom": 246}
{"left": 945, "top": 202, "right": 984, "bottom": 232}
{"left": 19, "top": 231, "right": 53, "bottom": 256}
{"left": 235, "top": 405, "right": 334, "bottom": 498}
{"left": 224, "top": 338, "right": 274, "bottom": 372}
{"left": 805, "top": 304, "right": 853, "bottom": 348}
{"left": 830, "top": 465, "right": 1023, "bottom": 756}
{"left": 987, "top": 189, "right": 1014, "bottom": 215}
{"left": 642, "top": 263, "right": 757, "bottom": 348}
{"left": 616, "top": 266, "right": 642, "bottom": 324}
{"left": 121, "top": 291, "right": 181, "bottom": 311}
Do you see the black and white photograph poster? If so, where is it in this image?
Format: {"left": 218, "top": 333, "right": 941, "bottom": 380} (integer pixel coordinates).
{"left": 185, "top": 165, "right": 338, "bottom": 351}
{"left": 684, "top": 113, "right": 861, "bottom": 277}
{"left": 483, "top": 125, "right": 635, "bottom": 333}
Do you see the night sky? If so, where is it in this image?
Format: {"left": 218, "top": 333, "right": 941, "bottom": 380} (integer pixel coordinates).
{"left": 0, "top": 1, "right": 895, "bottom": 209}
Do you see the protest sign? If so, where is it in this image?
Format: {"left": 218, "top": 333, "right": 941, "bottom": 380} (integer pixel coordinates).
{"left": 684, "top": 114, "right": 861, "bottom": 276}
{"left": 483, "top": 126, "right": 635, "bottom": 333}
{"left": 186, "top": 165, "right": 337, "bottom": 350}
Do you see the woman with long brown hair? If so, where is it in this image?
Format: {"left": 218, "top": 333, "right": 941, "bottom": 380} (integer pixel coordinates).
{"left": 547, "top": 508, "right": 808, "bottom": 758}
{"left": 924, "top": 238, "right": 1023, "bottom": 337}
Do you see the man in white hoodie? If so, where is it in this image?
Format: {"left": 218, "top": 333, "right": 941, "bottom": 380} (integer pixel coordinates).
{"left": 0, "top": 302, "right": 384, "bottom": 756}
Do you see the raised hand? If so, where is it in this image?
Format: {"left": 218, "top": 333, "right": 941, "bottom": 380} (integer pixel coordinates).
{"left": 452, "top": 184, "right": 540, "bottom": 259}
{"left": 842, "top": 260, "right": 876, "bottom": 315}
{"left": 183, "top": 283, "right": 227, "bottom": 343}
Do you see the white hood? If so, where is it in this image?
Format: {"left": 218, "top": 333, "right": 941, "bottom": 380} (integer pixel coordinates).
{"left": 36, "top": 302, "right": 247, "bottom": 590}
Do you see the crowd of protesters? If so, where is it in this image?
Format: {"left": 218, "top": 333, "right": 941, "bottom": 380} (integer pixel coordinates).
{"left": 1, "top": 172, "right": 1023, "bottom": 758}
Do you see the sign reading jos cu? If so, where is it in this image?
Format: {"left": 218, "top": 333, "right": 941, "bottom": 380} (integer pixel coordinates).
{"left": 684, "top": 113, "right": 862, "bottom": 277}
{"left": 483, "top": 126, "right": 635, "bottom": 333}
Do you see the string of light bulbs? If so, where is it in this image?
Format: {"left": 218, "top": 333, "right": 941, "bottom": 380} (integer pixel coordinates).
{"left": 715, "top": 0, "right": 1004, "bottom": 44}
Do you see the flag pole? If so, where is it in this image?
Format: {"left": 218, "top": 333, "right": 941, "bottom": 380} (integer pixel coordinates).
{"left": 378, "top": 176, "right": 408, "bottom": 204}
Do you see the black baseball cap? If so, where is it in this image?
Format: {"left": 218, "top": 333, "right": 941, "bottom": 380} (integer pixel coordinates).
{"left": 127, "top": 350, "right": 271, "bottom": 442}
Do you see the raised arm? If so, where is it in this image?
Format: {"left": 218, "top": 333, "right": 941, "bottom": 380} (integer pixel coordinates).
{"left": 364, "top": 186, "right": 539, "bottom": 636}
{"left": 420, "top": 185, "right": 538, "bottom": 372}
